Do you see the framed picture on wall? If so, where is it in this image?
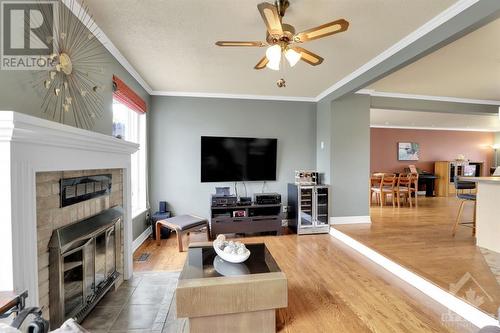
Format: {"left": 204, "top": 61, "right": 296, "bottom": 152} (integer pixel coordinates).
{"left": 398, "top": 142, "right": 420, "bottom": 161}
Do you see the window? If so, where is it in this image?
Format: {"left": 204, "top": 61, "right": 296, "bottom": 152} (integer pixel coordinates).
{"left": 113, "top": 100, "right": 147, "bottom": 216}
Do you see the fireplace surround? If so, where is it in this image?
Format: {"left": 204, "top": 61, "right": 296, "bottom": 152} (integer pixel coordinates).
{"left": 0, "top": 111, "right": 138, "bottom": 311}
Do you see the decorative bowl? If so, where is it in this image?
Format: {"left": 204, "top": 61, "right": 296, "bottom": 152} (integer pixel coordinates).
{"left": 213, "top": 235, "right": 251, "bottom": 263}
{"left": 213, "top": 243, "right": 251, "bottom": 263}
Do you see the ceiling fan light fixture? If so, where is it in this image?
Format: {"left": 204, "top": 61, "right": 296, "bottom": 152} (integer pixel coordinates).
{"left": 265, "top": 44, "right": 281, "bottom": 63}
{"left": 285, "top": 48, "right": 301, "bottom": 67}
{"left": 266, "top": 59, "right": 280, "bottom": 71}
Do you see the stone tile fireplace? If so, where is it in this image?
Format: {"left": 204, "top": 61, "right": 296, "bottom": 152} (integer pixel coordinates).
{"left": 0, "top": 111, "right": 138, "bottom": 320}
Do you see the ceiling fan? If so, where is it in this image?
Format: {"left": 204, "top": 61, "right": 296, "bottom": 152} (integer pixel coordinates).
{"left": 215, "top": 0, "right": 349, "bottom": 72}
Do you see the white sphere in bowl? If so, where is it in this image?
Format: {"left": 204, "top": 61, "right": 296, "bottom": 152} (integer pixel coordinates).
{"left": 212, "top": 238, "right": 251, "bottom": 263}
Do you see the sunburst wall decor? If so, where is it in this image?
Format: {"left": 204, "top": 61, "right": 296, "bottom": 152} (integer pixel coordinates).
{"left": 32, "top": 0, "right": 106, "bottom": 129}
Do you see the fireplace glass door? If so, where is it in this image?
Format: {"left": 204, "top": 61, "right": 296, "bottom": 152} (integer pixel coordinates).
{"left": 95, "top": 226, "right": 116, "bottom": 290}
{"left": 83, "top": 239, "right": 95, "bottom": 302}
{"left": 95, "top": 232, "right": 107, "bottom": 288}
{"left": 106, "top": 226, "right": 116, "bottom": 277}
{"left": 49, "top": 206, "right": 123, "bottom": 328}
{"left": 62, "top": 238, "right": 94, "bottom": 317}
{"left": 63, "top": 249, "right": 84, "bottom": 317}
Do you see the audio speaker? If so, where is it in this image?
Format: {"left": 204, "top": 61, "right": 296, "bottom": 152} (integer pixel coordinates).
{"left": 159, "top": 201, "right": 167, "bottom": 213}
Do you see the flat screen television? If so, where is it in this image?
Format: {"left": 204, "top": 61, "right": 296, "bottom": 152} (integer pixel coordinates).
{"left": 201, "top": 136, "right": 277, "bottom": 182}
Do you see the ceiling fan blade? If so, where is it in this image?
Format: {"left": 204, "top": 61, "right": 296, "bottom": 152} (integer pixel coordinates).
{"left": 292, "top": 46, "right": 324, "bottom": 66}
{"left": 215, "top": 41, "right": 266, "bottom": 47}
{"left": 257, "top": 2, "right": 283, "bottom": 36}
{"left": 294, "top": 19, "right": 349, "bottom": 43}
{"left": 254, "top": 56, "right": 269, "bottom": 70}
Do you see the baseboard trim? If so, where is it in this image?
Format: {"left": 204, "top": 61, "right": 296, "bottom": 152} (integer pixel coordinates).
{"left": 330, "top": 216, "right": 372, "bottom": 225}
{"left": 329, "top": 227, "right": 499, "bottom": 329}
{"left": 133, "top": 227, "right": 152, "bottom": 253}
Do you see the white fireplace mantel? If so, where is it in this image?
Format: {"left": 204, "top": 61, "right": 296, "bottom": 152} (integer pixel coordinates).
{"left": 0, "top": 111, "right": 138, "bottom": 306}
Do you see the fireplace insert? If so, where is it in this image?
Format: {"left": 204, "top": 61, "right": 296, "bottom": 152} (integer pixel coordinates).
{"left": 49, "top": 206, "right": 122, "bottom": 328}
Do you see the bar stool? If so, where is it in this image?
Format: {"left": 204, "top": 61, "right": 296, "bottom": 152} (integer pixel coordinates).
{"left": 452, "top": 178, "right": 476, "bottom": 236}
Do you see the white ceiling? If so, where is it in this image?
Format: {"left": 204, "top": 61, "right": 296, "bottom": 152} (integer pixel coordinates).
{"left": 368, "top": 18, "right": 500, "bottom": 101}
{"left": 84, "top": 0, "right": 456, "bottom": 98}
{"left": 371, "top": 109, "right": 500, "bottom": 132}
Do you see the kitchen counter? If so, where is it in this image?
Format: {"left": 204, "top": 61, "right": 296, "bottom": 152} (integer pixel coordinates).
{"left": 460, "top": 176, "right": 500, "bottom": 184}
{"left": 459, "top": 176, "right": 500, "bottom": 253}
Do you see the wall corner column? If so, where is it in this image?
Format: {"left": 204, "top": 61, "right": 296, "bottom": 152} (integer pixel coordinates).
{"left": 328, "top": 93, "right": 371, "bottom": 221}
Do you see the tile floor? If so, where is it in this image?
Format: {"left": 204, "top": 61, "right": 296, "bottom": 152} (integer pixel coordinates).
{"left": 480, "top": 247, "right": 500, "bottom": 286}
{"left": 81, "top": 271, "right": 187, "bottom": 333}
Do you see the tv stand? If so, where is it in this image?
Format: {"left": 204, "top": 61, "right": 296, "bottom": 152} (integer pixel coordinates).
{"left": 209, "top": 203, "right": 282, "bottom": 239}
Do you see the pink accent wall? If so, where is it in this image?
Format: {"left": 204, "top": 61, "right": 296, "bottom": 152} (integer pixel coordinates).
{"left": 370, "top": 128, "right": 494, "bottom": 174}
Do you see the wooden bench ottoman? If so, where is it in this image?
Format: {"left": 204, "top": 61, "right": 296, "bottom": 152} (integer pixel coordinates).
{"left": 155, "top": 215, "right": 209, "bottom": 252}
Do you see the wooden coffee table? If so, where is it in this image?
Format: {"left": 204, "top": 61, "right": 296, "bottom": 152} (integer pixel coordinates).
{"left": 176, "top": 242, "right": 287, "bottom": 333}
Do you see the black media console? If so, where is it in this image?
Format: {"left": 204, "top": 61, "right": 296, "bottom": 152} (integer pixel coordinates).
{"left": 209, "top": 203, "right": 282, "bottom": 239}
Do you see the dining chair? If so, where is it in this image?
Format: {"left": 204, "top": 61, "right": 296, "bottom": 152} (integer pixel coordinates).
{"left": 370, "top": 173, "right": 384, "bottom": 205}
{"left": 396, "top": 173, "right": 412, "bottom": 208}
{"left": 409, "top": 173, "right": 419, "bottom": 207}
{"left": 372, "top": 173, "right": 397, "bottom": 207}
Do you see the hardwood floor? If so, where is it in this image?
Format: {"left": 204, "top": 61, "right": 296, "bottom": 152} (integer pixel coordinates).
{"left": 134, "top": 230, "right": 207, "bottom": 272}
{"left": 336, "top": 196, "right": 500, "bottom": 318}
{"left": 134, "top": 230, "right": 477, "bottom": 332}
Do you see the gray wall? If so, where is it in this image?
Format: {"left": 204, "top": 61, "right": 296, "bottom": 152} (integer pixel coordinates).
{"left": 316, "top": 99, "right": 332, "bottom": 184}
{"left": 331, "top": 94, "right": 371, "bottom": 217}
{"left": 133, "top": 210, "right": 150, "bottom": 240}
{"left": 316, "top": 93, "right": 371, "bottom": 218}
{"left": 149, "top": 96, "right": 316, "bottom": 219}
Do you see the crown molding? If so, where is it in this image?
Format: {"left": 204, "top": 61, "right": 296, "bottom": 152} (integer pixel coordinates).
{"left": 370, "top": 125, "right": 499, "bottom": 133}
{"left": 62, "top": 0, "right": 153, "bottom": 94}
{"left": 151, "top": 91, "right": 316, "bottom": 103}
{"left": 360, "top": 90, "right": 500, "bottom": 106}
{"left": 316, "top": 0, "right": 483, "bottom": 102}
